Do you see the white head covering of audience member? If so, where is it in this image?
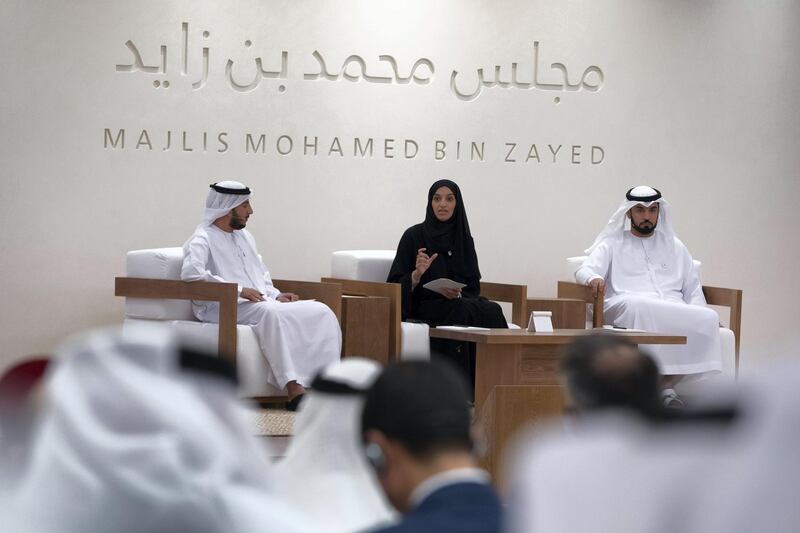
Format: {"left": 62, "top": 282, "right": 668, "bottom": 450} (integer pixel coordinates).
{"left": 202, "top": 180, "right": 252, "bottom": 226}
{"left": 2, "top": 324, "right": 315, "bottom": 533}
{"left": 271, "top": 358, "right": 397, "bottom": 533}
{"left": 505, "top": 409, "right": 740, "bottom": 533}
{"left": 585, "top": 186, "right": 676, "bottom": 255}
{"left": 690, "top": 360, "right": 800, "bottom": 533}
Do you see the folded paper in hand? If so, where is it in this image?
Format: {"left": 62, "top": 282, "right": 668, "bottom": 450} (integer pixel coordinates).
{"left": 422, "top": 278, "right": 467, "bottom": 296}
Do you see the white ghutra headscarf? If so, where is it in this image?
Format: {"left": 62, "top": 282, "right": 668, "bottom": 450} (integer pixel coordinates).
{"left": 585, "top": 185, "right": 677, "bottom": 255}
{"left": 271, "top": 358, "right": 397, "bottom": 533}
{"left": 201, "top": 180, "right": 252, "bottom": 226}
{"left": 1, "top": 324, "right": 315, "bottom": 533}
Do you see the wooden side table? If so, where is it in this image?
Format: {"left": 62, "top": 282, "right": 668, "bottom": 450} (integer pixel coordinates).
{"left": 429, "top": 328, "right": 686, "bottom": 412}
{"left": 341, "top": 295, "right": 391, "bottom": 365}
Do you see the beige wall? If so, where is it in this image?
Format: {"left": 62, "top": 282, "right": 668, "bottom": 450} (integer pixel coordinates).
{"left": 1, "top": 0, "right": 798, "bottom": 373}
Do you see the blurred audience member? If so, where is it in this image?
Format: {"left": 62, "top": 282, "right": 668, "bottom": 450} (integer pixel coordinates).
{"left": 0, "top": 357, "right": 51, "bottom": 481}
{"left": 0, "top": 357, "right": 50, "bottom": 413}
{"left": 560, "top": 332, "right": 662, "bottom": 417}
{"left": 361, "top": 361, "right": 501, "bottom": 533}
{"left": 272, "top": 358, "right": 396, "bottom": 532}
{"left": 503, "top": 333, "right": 797, "bottom": 533}
{"left": 690, "top": 360, "right": 800, "bottom": 533}
{"left": 1, "top": 324, "right": 314, "bottom": 533}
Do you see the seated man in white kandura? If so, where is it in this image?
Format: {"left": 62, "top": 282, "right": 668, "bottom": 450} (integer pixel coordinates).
{"left": 576, "top": 186, "right": 722, "bottom": 407}
{"left": 181, "top": 181, "right": 342, "bottom": 411}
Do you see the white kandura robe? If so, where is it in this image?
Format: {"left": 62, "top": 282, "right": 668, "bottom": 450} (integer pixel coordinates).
{"left": 576, "top": 231, "right": 721, "bottom": 375}
{"left": 181, "top": 225, "right": 341, "bottom": 389}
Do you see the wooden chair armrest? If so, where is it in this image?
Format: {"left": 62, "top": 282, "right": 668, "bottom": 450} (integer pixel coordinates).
{"left": 527, "top": 297, "right": 586, "bottom": 329}
{"left": 322, "top": 277, "right": 402, "bottom": 359}
{"left": 556, "top": 280, "right": 591, "bottom": 300}
{"left": 321, "top": 278, "right": 397, "bottom": 298}
{"left": 481, "top": 281, "right": 528, "bottom": 327}
{"left": 115, "top": 277, "right": 238, "bottom": 302}
{"left": 702, "top": 285, "right": 742, "bottom": 310}
{"left": 557, "top": 281, "right": 604, "bottom": 328}
{"left": 114, "top": 277, "right": 239, "bottom": 363}
{"left": 703, "top": 285, "right": 743, "bottom": 375}
{"left": 272, "top": 279, "right": 343, "bottom": 325}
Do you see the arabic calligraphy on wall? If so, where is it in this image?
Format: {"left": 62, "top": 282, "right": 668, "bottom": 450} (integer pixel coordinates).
{"left": 102, "top": 128, "right": 606, "bottom": 164}
{"left": 115, "top": 22, "right": 605, "bottom": 103}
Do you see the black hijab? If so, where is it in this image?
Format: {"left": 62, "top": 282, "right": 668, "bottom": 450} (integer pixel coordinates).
{"left": 422, "top": 179, "right": 480, "bottom": 279}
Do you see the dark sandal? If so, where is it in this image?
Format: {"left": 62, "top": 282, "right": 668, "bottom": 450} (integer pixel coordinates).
{"left": 286, "top": 393, "right": 305, "bottom": 412}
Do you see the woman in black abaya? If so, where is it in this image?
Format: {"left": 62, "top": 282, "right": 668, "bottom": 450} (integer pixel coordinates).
{"left": 387, "top": 180, "right": 507, "bottom": 386}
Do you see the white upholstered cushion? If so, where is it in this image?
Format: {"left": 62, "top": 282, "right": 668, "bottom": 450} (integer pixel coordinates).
{"left": 123, "top": 318, "right": 283, "bottom": 396}
{"left": 399, "top": 322, "right": 430, "bottom": 360}
{"left": 125, "top": 248, "right": 194, "bottom": 321}
{"left": 331, "top": 250, "right": 396, "bottom": 282}
{"left": 717, "top": 327, "right": 736, "bottom": 382}
{"left": 566, "top": 256, "right": 585, "bottom": 280}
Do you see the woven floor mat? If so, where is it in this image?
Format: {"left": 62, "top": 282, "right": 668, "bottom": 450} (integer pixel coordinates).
{"left": 252, "top": 408, "right": 296, "bottom": 436}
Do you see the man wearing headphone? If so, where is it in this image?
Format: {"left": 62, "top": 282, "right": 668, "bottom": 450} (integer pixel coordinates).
{"left": 361, "top": 361, "right": 501, "bottom": 533}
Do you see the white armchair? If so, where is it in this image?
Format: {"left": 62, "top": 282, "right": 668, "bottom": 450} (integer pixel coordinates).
{"left": 328, "top": 250, "right": 430, "bottom": 361}
{"left": 116, "top": 247, "right": 343, "bottom": 399}
{"left": 560, "top": 256, "right": 741, "bottom": 384}
{"left": 325, "top": 250, "right": 527, "bottom": 362}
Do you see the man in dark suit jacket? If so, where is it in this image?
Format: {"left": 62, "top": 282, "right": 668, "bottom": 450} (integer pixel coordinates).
{"left": 361, "top": 360, "right": 502, "bottom": 533}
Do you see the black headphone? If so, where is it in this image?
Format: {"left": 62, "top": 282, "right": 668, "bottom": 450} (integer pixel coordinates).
{"left": 364, "top": 442, "right": 386, "bottom": 474}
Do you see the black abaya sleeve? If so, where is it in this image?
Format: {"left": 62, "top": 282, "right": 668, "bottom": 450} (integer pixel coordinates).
{"left": 461, "top": 236, "right": 482, "bottom": 299}
{"left": 463, "top": 274, "right": 481, "bottom": 299}
{"left": 387, "top": 227, "right": 420, "bottom": 320}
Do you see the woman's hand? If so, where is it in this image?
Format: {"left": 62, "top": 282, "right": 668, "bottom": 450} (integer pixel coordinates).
{"left": 440, "top": 287, "right": 462, "bottom": 300}
{"left": 411, "top": 248, "right": 439, "bottom": 286}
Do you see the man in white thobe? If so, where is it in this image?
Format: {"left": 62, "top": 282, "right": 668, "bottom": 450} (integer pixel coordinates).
{"left": 181, "top": 181, "right": 341, "bottom": 410}
{"left": 575, "top": 186, "right": 722, "bottom": 405}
